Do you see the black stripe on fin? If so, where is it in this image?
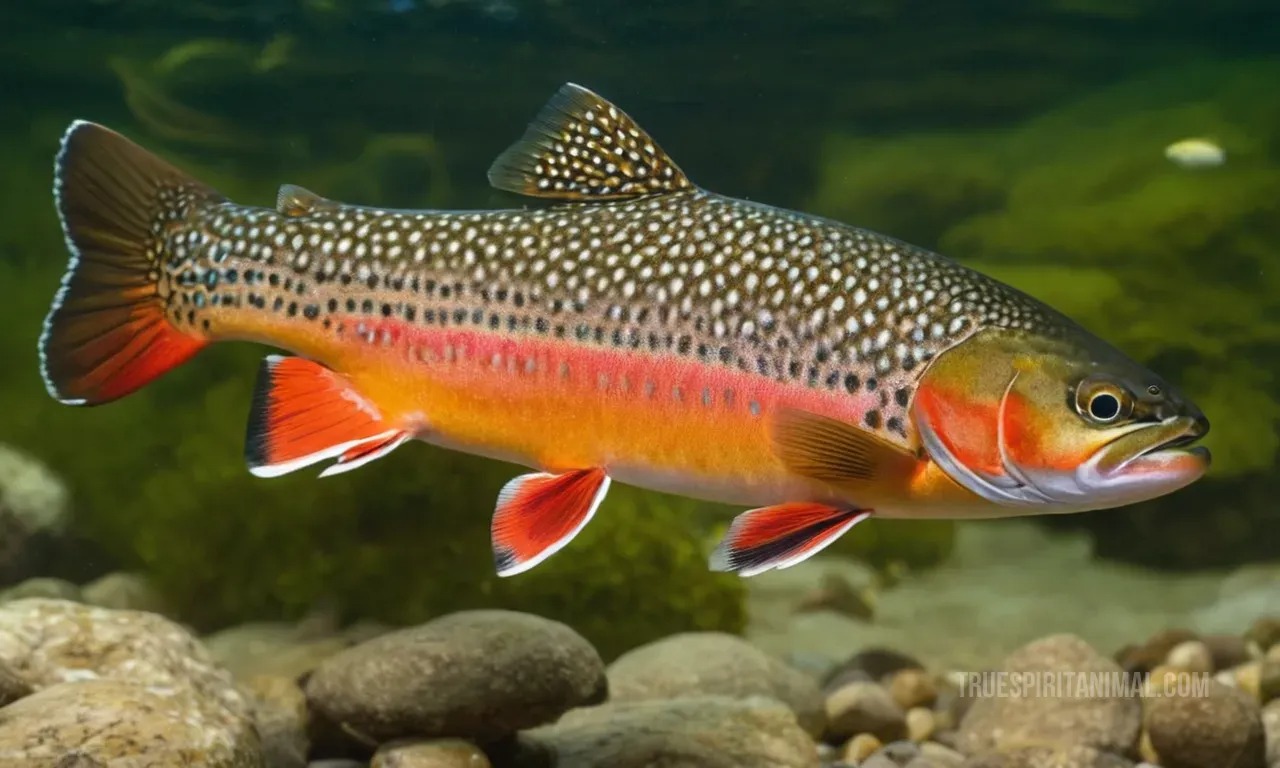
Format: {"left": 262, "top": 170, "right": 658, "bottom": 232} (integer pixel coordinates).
{"left": 487, "top": 82, "right": 693, "bottom": 201}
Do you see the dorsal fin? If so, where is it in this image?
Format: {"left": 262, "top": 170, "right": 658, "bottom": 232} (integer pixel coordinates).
{"left": 276, "top": 184, "right": 338, "bottom": 217}
{"left": 487, "top": 82, "right": 694, "bottom": 201}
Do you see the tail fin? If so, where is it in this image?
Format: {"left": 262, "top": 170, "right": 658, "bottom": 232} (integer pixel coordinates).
{"left": 39, "top": 121, "right": 224, "bottom": 406}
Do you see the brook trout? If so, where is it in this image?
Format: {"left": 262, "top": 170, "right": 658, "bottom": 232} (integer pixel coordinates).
{"left": 39, "top": 83, "right": 1209, "bottom": 577}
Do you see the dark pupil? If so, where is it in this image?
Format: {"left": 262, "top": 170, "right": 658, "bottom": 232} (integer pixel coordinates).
{"left": 1089, "top": 393, "right": 1121, "bottom": 421}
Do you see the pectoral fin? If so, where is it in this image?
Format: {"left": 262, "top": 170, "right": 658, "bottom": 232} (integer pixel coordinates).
{"left": 771, "top": 407, "right": 919, "bottom": 485}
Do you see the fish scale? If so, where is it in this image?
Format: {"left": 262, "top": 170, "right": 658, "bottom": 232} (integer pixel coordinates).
{"left": 39, "top": 82, "right": 1210, "bottom": 578}
{"left": 169, "top": 182, "right": 1066, "bottom": 447}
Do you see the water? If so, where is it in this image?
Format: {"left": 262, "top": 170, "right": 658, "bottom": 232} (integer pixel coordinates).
{"left": 1, "top": 1, "right": 1278, "bottom": 764}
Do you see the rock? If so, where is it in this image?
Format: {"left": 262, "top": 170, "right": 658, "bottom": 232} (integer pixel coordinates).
{"left": 246, "top": 675, "right": 308, "bottom": 768}
{"left": 0, "top": 658, "right": 31, "bottom": 706}
{"left": 825, "top": 681, "right": 908, "bottom": 743}
{"left": 874, "top": 740, "right": 921, "bottom": 763}
{"left": 889, "top": 669, "right": 938, "bottom": 710}
{"left": 1115, "top": 628, "right": 1199, "bottom": 674}
{"left": 204, "top": 621, "right": 354, "bottom": 682}
{"left": 1166, "top": 640, "right": 1213, "bottom": 674}
{"left": 906, "top": 707, "right": 936, "bottom": 741}
{"left": 917, "top": 742, "right": 966, "bottom": 767}
{"left": 0, "top": 444, "right": 69, "bottom": 586}
{"left": 0, "top": 577, "right": 80, "bottom": 603}
{"left": 1261, "top": 659, "right": 1280, "bottom": 704}
{"left": 1261, "top": 699, "right": 1280, "bottom": 767}
{"left": 0, "top": 598, "right": 251, "bottom": 719}
{"left": 0, "top": 678, "right": 261, "bottom": 766}
{"left": 308, "top": 762, "right": 365, "bottom": 768}
{"left": 523, "top": 695, "right": 819, "bottom": 768}
{"left": 80, "top": 571, "right": 168, "bottom": 613}
{"left": 843, "top": 732, "right": 883, "bottom": 762}
{"left": 371, "top": 738, "right": 491, "bottom": 767}
{"left": 822, "top": 649, "right": 925, "bottom": 692}
{"left": 305, "top": 610, "right": 606, "bottom": 743}
{"left": 1144, "top": 678, "right": 1265, "bottom": 768}
{"left": 606, "top": 631, "right": 824, "bottom": 736}
{"left": 1246, "top": 618, "right": 1280, "bottom": 653}
{"left": 958, "top": 744, "right": 1134, "bottom": 767}
{"left": 1232, "top": 661, "right": 1263, "bottom": 700}
{"left": 794, "top": 571, "right": 876, "bottom": 621}
{"left": 1204, "top": 634, "right": 1255, "bottom": 671}
{"left": 957, "top": 634, "right": 1141, "bottom": 756}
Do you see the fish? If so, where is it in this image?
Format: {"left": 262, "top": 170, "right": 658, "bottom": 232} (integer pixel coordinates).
{"left": 1164, "top": 138, "right": 1226, "bottom": 169}
{"left": 38, "top": 82, "right": 1211, "bottom": 578}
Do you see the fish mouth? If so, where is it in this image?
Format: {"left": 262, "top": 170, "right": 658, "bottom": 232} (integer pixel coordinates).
{"left": 1095, "top": 415, "right": 1211, "bottom": 480}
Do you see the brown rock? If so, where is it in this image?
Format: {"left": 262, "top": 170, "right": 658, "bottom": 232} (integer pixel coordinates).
{"left": 371, "top": 738, "right": 491, "bottom": 767}
{"left": 606, "top": 631, "right": 824, "bottom": 736}
{"left": 1245, "top": 618, "right": 1280, "bottom": 653}
{"left": 889, "top": 668, "right": 939, "bottom": 710}
{"left": 1115, "top": 628, "right": 1199, "bottom": 674}
{"left": 523, "top": 695, "right": 819, "bottom": 768}
{"left": 958, "top": 744, "right": 1133, "bottom": 767}
{"left": 843, "top": 733, "right": 883, "bottom": 762}
{"left": 0, "top": 679, "right": 261, "bottom": 767}
{"left": 917, "top": 741, "right": 966, "bottom": 767}
{"left": 245, "top": 674, "right": 308, "bottom": 768}
{"left": 824, "top": 681, "right": 907, "bottom": 743}
{"left": 305, "top": 610, "right": 605, "bottom": 743}
{"left": 1144, "top": 678, "right": 1265, "bottom": 768}
{"left": 0, "top": 658, "right": 31, "bottom": 706}
{"left": 906, "top": 707, "right": 936, "bottom": 742}
{"left": 1260, "top": 659, "right": 1280, "bottom": 704}
{"left": 1165, "top": 641, "right": 1213, "bottom": 675}
{"left": 822, "top": 648, "right": 924, "bottom": 692}
{"left": 1261, "top": 699, "right": 1280, "bottom": 768}
{"left": 1204, "top": 634, "right": 1254, "bottom": 672}
{"left": 958, "top": 634, "right": 1140, "bottom": 756}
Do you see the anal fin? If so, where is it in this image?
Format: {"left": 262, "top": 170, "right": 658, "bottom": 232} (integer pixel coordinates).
{"left": 709, "top": 503, "right": 871, "bottom": 577}
{"left": 246, "top": 355, "right": 412, "bottom": 478}
{"left": 492, "top": 468, "right": 610, "bottom": 577}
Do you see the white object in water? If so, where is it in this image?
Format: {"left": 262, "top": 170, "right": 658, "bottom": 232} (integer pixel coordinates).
{"left": 1164, "top": 138, "right": 1226, "bottom": 169}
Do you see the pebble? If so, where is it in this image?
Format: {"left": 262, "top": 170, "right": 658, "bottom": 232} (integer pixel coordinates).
{"left": 0, "top": 679, "right": 261, "bottom": 767}
{"left": 1245, "top": 618, "right": 1280, "bottom": 653}
{"left": 958, "top": 744, "right": 1135, "bottom": 767}
{"left": 522, "top": 694, "right": 819, "bottom": 768}
{"left": 245, "top": 674, "right": 308, "bottom": 768}
{"left": 906, "top": 707, "right": 936, "bottom": 742}
{"left": 305, "top": 609, "right": 606, "bottom": 743}
{"left": 957, "top": 634, "right": 1140, "bottom": 756}
{"left": 80, "top": 571, "right": 168, "bottom": 613}
{"left": 843, "top": 732, "right": 883, "bottom": 762}
{"left": 917, "top": 741, "right": 966, "bottom": 767}
{"left": 1261, "top": 699, "right": 1280, "bottom": 767}
{"left": 0, "top": 577, "right": 80, "bottom": 603}
{"left": 204, "top": 621, "right": 354, "bottom": 682}
{"left": 1144, "top": 678, "right": 1265, "bottom": 768}
{"left": 0, "top": 658, "right": 31, "bottom": 707}
{"left": 371, "top": 738, "right": 491, "bottom": 767}
{"left": 1166, "top": 640, "right": 1213, "bottom": 675}
{"left": 823, "top": 649, "right": 925, "bottom": 693}
{"left": 1115, "top": 628, "right": 1199, "bottom": 674}
{"left": 825, "top": 681, "right": 908, "bottom": 743}
{"left": 1204, "top": 634, "right": 1255, "bottom": 671}
{"left": 889, "top": 668, "right": 938, "bottom": 710}
{"left": 1259, "top": 659, "right": 1280, "bottom": 704}
{"left": 606, "top": 630, "right": 825, "bottom": 736}
{"left": 1231, "top": 661, "right": 1263, "bottom": 700}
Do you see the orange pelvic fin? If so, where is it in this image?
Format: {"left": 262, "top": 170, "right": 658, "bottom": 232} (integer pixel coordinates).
{"left": 492, "top": 467, "right": 611, "bottom": 577}
{"left": 245, "top": 355, "right": 412, "bottom": 478}
{"left": 709, "top": 503, "right": 872, "bottom": 577}
{"left": 40, "top": 121, "right": 223, "bottom": 406}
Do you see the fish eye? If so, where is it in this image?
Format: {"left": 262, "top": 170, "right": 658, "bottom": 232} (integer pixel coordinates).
{"left": 1074, "top": 378, "right": 1132, "bottom": 425}
{"left": 1147, "top": 384, "right": 1161, "bottom": 397}
{"left": 1088, "top": 392, "right": 1121, "bottom": 422}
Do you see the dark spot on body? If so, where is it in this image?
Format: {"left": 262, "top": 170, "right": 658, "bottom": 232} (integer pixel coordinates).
{"left": 864, "top": 410, "right": 881, "bottom": 429}
{"left": 286, "top": 302, "right": 298, "bottom": 317}
{"left": 362, "top": 299, "right": 374, "bottom": 314}
{"left": 381, "top": 303, "right": 392, "bottom": 317}
{"left": 866, "top": 377, "right": 878, "bottom": 391}
{"left": 895, "top": 388, "right": 910, "bottom": 407}
{"left": 303, "top": 305, "right": 319, "bottom": 320}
